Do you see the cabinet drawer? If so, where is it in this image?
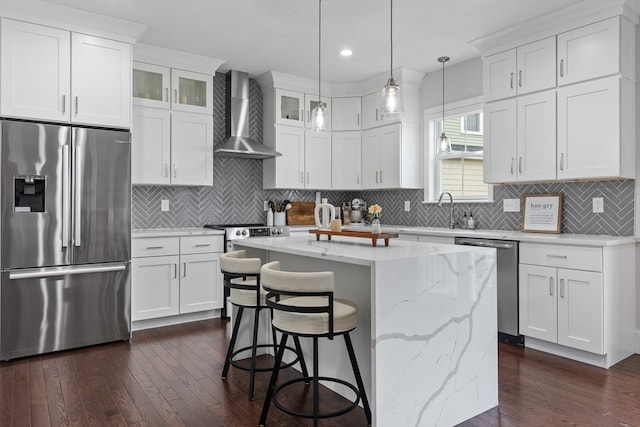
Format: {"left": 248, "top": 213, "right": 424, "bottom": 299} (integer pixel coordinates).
{"left": 132, "top": 237, "right": 179, "bottom": 258}
{"left": 180, "top": 235, "right": 223, "bottom": 255}
{"left": 519, "top": 244, "right": 602, "bottom": 272}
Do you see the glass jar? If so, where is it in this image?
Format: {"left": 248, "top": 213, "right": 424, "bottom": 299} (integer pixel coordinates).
{"left": 371, "top": 213, "right": 381, "bottom": 234}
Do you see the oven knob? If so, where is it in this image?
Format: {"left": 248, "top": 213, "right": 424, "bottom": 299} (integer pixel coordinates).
{"left": 235, "top": 230, "right": 242, "bottom": 236}
{"left": 276, "top": 228, "right": 282, "bottom": 235}
{"left": 241, "top": 229, "right": 248, "bottom": 236}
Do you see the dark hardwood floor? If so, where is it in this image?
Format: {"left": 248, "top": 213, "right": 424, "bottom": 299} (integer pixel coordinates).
{"left": 1, "top": 318, "right": 639, "bottom": 426}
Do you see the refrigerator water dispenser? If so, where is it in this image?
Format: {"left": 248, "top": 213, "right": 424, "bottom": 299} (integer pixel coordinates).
{"left": 14, "top": 175, "right": 45, "bottom": 212}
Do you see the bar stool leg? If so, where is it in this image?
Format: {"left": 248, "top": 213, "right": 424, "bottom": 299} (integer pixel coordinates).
{"left": 259, "top": 333, "right": 289, "bottom": 427}
{"left": 248, "top": 305, "right": 262, "bottom": 400}
{"left": 222, "top": 305, "right": 244, "bottom": 379}
{"left": 312, "top": 336, "right": 319, "bottom": 427}
{"left": 345, "top": 333, "right": 372, "bottom": 426}
{"left": 292, "top": 336, "right": 310, "bottom": 381}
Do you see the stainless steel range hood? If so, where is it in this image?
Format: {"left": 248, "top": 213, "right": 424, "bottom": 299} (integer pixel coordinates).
{"left": 215, "top": 70, "right": 281, "bottom": 159}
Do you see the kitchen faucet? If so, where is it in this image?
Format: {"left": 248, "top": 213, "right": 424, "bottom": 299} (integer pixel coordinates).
{"left": 437, "top": 192, "right": 456, "bottom": 229}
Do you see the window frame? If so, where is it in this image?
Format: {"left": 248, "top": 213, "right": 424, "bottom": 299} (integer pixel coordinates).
{"left": 460, "top": 112, "right": 483, "bottom": 135}
{"left": 423, "top": 96, "right": 493, "bottom": 203}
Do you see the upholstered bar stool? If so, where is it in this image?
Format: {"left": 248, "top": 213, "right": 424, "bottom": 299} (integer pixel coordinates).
{"left": 259, "top": 261, "right": 372, "bottom": 427}
{"left": 220, "top": 250, "right": 308, "bottom": 401}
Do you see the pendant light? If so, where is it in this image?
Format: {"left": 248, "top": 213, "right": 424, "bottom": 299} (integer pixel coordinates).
{"left": 380, "top": 0, "right": 402, "bottom": 119}
{"left": 310, "top": 0, "right": 328, "bottom": 132}
{"left": 438, "top": 56, "right": 451, "bottom": 153}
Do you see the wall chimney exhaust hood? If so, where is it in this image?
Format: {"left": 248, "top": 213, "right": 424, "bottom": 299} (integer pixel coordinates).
{"left": 215, "top": 70, "right": 281, "bottom": 159}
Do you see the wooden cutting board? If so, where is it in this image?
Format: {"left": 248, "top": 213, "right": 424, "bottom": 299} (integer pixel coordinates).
{"left": 286, "top": 201, "right": 317, "bottom": 225}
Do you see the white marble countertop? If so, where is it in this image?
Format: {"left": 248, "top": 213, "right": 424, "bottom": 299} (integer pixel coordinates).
{"left": 132, "top": 227, "right": 224, "bottom": 238}
{"left": 232, "top": 235, "right": 486, "bottom": 267}
{"left": 300, "top": 224, "right": 636, "bottom": 247}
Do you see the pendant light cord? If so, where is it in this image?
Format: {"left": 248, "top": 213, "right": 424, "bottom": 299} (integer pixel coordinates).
{"left": 390, "top": 0, "right": 394, "bottom": 79}
{"left": 442, "top": 59, "right": 445, "bottom": 124}
{"left": 318, "top": 0, "right": 322, "bottom": 102}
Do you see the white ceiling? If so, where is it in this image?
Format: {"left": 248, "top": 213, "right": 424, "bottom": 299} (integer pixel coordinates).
{"left": 39, "top": 0, "right": 584, "bottom": 82}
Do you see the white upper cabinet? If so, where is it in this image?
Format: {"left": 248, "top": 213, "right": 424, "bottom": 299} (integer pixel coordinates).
{"left": 557, "top": 76, "right": 635, "bottom": 180}
{"left": 0, "top": 19, "right": 71, "bottom": 122}
{"left": 362, "top": 124, "right": 401, "bottom": 189}
{"left": 275, "top": 89, "right": 304, "bottom": 127}
{"left": 362, "top": 91, "right": 401, "bottom": 129}
{"left": 304, "top": 130, "right": 332, "bottom": 188}
{"left": 170, "top": 112, "right": 214, "bottom": 186}
{"left": 71, "top": 33, "right": 131, "bottom": 128}
{"left": 304, "top": 93, "right": 332, "bottom": 129}
{"left": 170, "top": 69, "right": 213, "bottom": 114}
{"left": 132, "top": 106, "right": 171, "bottom": 185}
{"left": 1, "top": 18, "right": 131, "bottom": 128}
{"left": 483, "top": 36, "right": 556, "bottom": 102}
{"left": 332, "top": 97, "right": 361, "bottom": 131}
{"left": 264, "top": 126, "right": 305, "bottom": 189}
{"left": 557, "top": 16, "right": 635, "bottom": 86}
{"left": 132, "top": 62, "right": 171, "bottom": 108}
{"left": 332, "top": 131, "right": 362, "bottom": 189}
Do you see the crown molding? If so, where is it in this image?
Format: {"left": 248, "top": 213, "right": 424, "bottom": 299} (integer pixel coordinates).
{"left": 134, "top": 44, "right": 225, "bottom": 75}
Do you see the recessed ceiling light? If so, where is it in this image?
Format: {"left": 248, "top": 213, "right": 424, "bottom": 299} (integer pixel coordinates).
{"left": 340, "top": 48, "right": 353, "bottom": 57}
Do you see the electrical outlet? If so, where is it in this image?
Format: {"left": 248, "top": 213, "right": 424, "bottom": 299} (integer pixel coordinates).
{"left": 264, "top": 200, "right": 269, "bottom": 211}
{"left": 404, "top": 201, "right": 410, "bottom": 211}
{"left": 161, "top": 199, "right": 170, "bottom": 212}
{"left": 503, "top": 199, "right": 520, "bottom": 212}
{"left": 592, "top": 197, "right": 604, "bottom": 213}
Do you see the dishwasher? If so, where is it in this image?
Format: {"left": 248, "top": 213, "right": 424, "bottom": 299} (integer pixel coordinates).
{"left": 455, "top": 237, "right": 524, "bottom": 345}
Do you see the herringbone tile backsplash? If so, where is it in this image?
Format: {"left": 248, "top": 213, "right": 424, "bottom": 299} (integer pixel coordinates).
{"left": 132, "top": 74, "right": 635, "bottom": 236}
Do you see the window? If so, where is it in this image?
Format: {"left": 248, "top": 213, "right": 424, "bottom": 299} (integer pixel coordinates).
{"left": 424, "top": 97, "right": 491, "bottom": 202}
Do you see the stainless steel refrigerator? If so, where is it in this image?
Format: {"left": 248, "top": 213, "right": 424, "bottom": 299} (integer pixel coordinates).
{"left": 0, "top": 119, "right": 131, "bottom": 360}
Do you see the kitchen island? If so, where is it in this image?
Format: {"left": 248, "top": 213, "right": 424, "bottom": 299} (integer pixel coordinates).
{"left": 233, "top": 235, "right": 497, "bottom": 427}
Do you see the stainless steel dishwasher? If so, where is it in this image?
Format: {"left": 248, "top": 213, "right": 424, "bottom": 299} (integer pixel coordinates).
{"left": 455, "top": 237, "right": 523, "bottom": 345}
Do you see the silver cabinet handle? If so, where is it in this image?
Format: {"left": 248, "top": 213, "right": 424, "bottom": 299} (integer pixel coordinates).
{"left": 173, "top": 264, "right": 177, "bottom": 279}
{"left": 194, "top": 243, "right": 211, "bottom": 247}
{"left": 75, "top": 96, "right": 79, "bottom": 115}
{"left": 174, "top": 89, "right": 178, "bottom": 103}
{"left": 380, "top": 170, "right": 383, "bottom": 183}
{"left": 357, "top": 173, "right": 360, "bottom": 185}
{"left": 559, "top": 153, "right": 564, "bottom": 171}
{"left": 164, "top": 163, "right": 168, "bottom": 178}
{"left": 300, "top": 109, "right": 304, "bottom": 122}
{"left": 375, "top": 171, "right": 379, "bottom": 183}
{"left": 375, "top": 108, "right": 379, "bottom": 121}
{"left": 307, "top": 110, "right": 310, "bottom": 122}
{"left": 300, "top": 171, "right": 304, "bottom": 184}
{"left": 560, "top": 59, "right": 564, "bottom": 77}
{"left": 183, "top": 262, "right": 187, "bottom": 277}
{"left": 146, "top": 246, "right": 164, "bottom": 250}
{"left": 62, "top": 94, "right": 66, "bottom": 113}
{"left": 306, "top": 171, "right": 310, "bottom": 184}
{"left": 165, "top": 88, "right": 168, "bottom": 102}
{"left": 518, "top": 70, "right": 522, "bottom": 87}
{"left": 546, "top": 254, "right": 568, "bottom": 259}
{"left": 510, "top": 72, "right": 514, "bottom": 89}
{"left": 356, "top": 113, "right": 360, "bottom": 126}
{"left": 560, "top": 278, "right": 565, "bottom": 298}
{"left": 173, "top": 163, "right": 177, "bottom": 178}
{"left": 549, "top": 277, "right": 554, "bottom": 296}
{"left": 62, "top": 144, "right": 70, "bottom": 248}
{"left": 510, "top": 158, "right": 514, "bottom": 174}
{"left": 519, "top": 157, "right": 523, "bottom": 174}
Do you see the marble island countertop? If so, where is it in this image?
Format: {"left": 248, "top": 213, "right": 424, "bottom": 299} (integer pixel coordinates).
{"left": 132, "top": 227, "right": 224, "bottom": 238}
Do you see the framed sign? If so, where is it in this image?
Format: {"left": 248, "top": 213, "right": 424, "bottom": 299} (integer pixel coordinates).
{"left": 521, "top": 193, "right": 563, "bottom": 233}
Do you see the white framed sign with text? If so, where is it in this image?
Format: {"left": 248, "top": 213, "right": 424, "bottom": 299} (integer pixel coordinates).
{"left": 521, "top": 193, "right": 563, "bottom": 234}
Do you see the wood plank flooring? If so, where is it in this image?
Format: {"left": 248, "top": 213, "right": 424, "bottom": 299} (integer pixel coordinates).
{"left": 0, "top": 318, "right": 639, "bottom": 426}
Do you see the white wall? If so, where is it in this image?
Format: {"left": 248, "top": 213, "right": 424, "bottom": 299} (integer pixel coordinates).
{"left": 419, "top": 57, "right": 483, "bottom": 110}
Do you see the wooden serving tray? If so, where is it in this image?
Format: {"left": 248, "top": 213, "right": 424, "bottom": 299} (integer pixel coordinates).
{"left": 308, "top": 229, "right": 399, "bottom": 247}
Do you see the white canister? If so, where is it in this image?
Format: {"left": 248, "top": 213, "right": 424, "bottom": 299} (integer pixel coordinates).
{"left": 314, "top": 198, "right": 335, "bottom": 229}
{"left": 266, "top": 209, "right": 274, "bottom": 226}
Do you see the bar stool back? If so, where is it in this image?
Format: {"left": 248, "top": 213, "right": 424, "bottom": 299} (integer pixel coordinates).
{"left": 220, "top": 250, "right": 307, "bottom": 401}
{"left": 259, "top": 261, "right": 372, "bottom": 426}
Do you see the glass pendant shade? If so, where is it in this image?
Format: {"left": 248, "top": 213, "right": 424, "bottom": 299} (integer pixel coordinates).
{"left": 380, "top": 77, "right": 402, "bottom": 120}
{"left": 439, "top": 131, "right": 451, "bottom": 153}
{"left": 310, "top": 102, "right": 328, "bottom": 132}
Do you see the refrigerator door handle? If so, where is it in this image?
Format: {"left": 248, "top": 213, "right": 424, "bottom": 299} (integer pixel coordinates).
{"left": 73, "top": 140, "right": 82, "bottom": 247}
{"left": 62, "top": 144, "right": 70, "bottom": 248}
{"left": 9, "top": 264, "right": 126, "bottom": 280}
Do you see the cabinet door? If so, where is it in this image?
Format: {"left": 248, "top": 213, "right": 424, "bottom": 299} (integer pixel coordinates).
{"left": 273, "top": 126, "right": 305, "bottom": 188}
{"left": 332, "top": 131, "right": 361, "bottom": 189}
{"left": 304, "top": 130, "right": 331, "bottom": 189}
{"left": 517, "top": 90, "right": 556, "bottom": 181}
{"left": 275, "top": 89, "right": 304, "bottom": 127}
{"left": 132, "top": 62, "right": 171, "bottom": 108}
{"left": 332, "top": 97, "right": 362, "bottom": 131}
{"left": 557, "top": 269, "right": 603, "bottom": 354}
{"left": 171, "top": 112, "right": 214, "bottom": 186}
{"left": 71, "top": 33, "right": 131, "bottom": 128}
{"left": 132, "top": 106, "right": 171, "bottom": 185}
{"left": 557, "top": 17, "right": 620, "bottom": 86}
{"left": 519, "top": 264, "right": 557, "bottom": 343}
{"left": 378, "top": 124, "right": 400, "bottom": 188}
{"left": 361, "top": 128, "right": 380, "bottom": 188}
{"left": 171, "top": 69, "right": 213, "bottom": 114}
{"left": 179, "top": 252, "right": 223, "bottom": 313}
{"left": 483, "top": 99, "right": 517, "bottom": 183}
{"left": 131, "top": 255, "right": 180, "bottom": 321}
{"left": 304, "top": 94, "right": 332, "bottom": 129}
{"left": 483, "top": 49, "right": 517, "bottom": 102}
{"left": 517, "top": 36, "right": 556, "bottom": 96}
{"left": 557, "top": 77, "right": 620, "bottom": 180}
{"left": 0, "top": 19, "right": 71, "bottom": 122}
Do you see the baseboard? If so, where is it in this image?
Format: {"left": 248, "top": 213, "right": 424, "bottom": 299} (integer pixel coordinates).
{"left": 636, "top": 329, "right": 640, "bottom": 354}
{"left": 131, "top": 309, "right": 221, "bottom": 331}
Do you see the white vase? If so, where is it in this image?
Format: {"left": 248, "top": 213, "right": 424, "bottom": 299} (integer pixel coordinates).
{"left": 314, "top": 198, "right": 335, "bottom": 229}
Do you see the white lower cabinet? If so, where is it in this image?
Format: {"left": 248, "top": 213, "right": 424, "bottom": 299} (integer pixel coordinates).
{"left": 518, "top": 242, "right": 635, "bottom": 367}
{"left": 132, "top": 234, "right": 223, "bottom": 322}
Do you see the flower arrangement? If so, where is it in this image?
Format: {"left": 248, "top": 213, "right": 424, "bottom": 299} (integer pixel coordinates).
{"left": 368, "top": 204, "right": 382, "bottom": 222}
